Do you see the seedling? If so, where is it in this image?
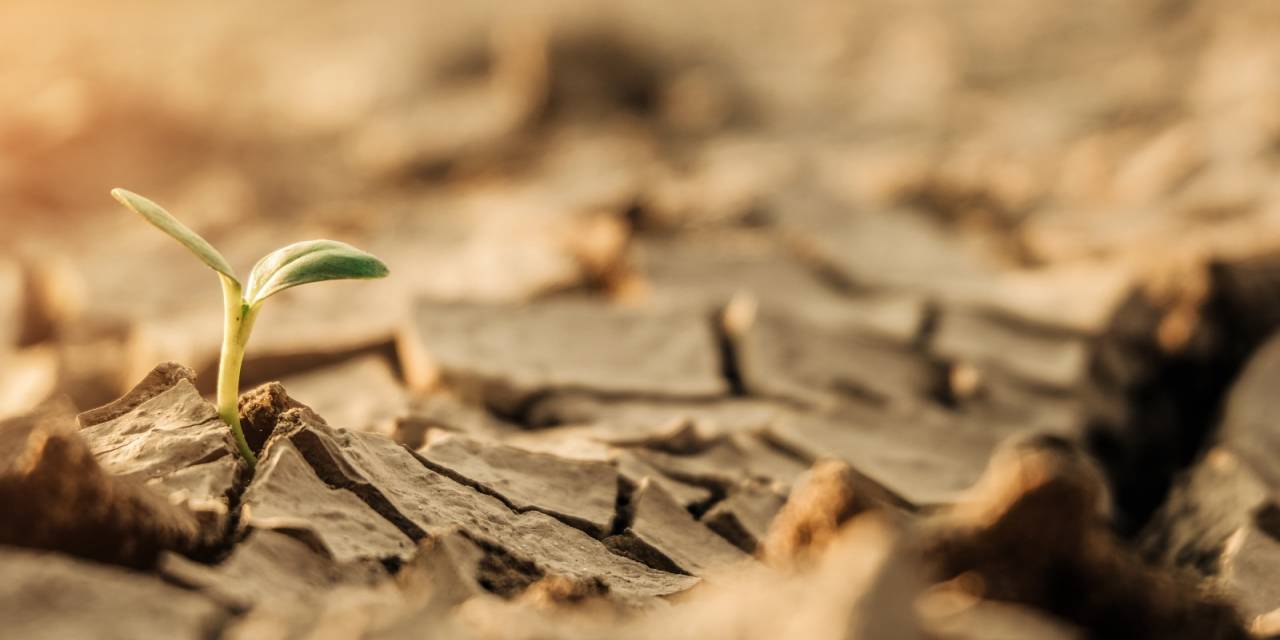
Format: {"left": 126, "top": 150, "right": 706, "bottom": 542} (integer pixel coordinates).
{"left": 111, "top": 188, "right": 389, "bottom": 468}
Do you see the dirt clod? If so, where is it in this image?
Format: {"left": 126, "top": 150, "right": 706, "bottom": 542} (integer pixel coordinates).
{"left": 0, "top": 409, "right": 204, "bottom": 568}
{"left": 924, "top": 434, "right": 1248, "bottom": 639}
{"left": 239, "top": 381, "right": 327, "bottom": 453}
{"left": 762, "top": 458, "right": 909, "bottom": 566}
{"left": 522, "top": 574, "right": 611, "bottom": 607}
{"left": 75, "top": 361, "right": 196, "bottom": 428}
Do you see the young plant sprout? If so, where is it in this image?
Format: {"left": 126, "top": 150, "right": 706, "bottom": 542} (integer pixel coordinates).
{"left": 111, "top": 188, "right": 389, "bottom": 469}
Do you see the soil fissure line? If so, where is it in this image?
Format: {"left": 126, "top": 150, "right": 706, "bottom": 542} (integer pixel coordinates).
{"left": 408, "top": 447, "right": 610, "bottom": 539}
{"left": 607, "top": 475, "right": 638, "bottom": 537}
{"left": 1088, "top": 282, "right": 1269, "bottom": 537}
{"left": 632, "top": 464, "right": 728, "bottom": 519}
{"left": 601, "top": 476, "right": 695, "bottom": 573}
{"left": 202, "top": 451, "right": 256, "bottom": 564}
{"left": 711, "top": 306, "right": 747, "bottom": 396}
{"left": 287, "top": 428, "right": 428, "bottom": 542}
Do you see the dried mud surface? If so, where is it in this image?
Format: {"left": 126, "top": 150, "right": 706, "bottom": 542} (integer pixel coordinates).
{"left": 5, "top": 1, "right": 1280, "bottom": 638}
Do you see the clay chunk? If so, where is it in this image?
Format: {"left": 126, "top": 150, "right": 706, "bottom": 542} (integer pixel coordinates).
{"left": 419, "top": 433, "right": 619, "bottom": 537}
{"left": 161, "top": 529, "right": 394, "bottom": 637}
{"left": 398, "top": 299, "right": 727, "bottom": 412}
{"left": 632, "top": 433, "right": 808, "bottom": 489}
{"left": 635, "top": 234, "right": 926, "bottom": 343}
{"left": 607, "top": 478, "right": 752, "bottom": 577}
{"left": 766, "top": 406, "right": 1004, "bottom": 508}
{"left": 163, "top": 529, "right": 384, "bottom": 611}
{"left": 78, "top": 364, "right": 241, "bottom": 533}
{"left": 281, "top": 414, "right": 700, "bottom": 600}
{"left": 0, "top": 547, "right": 228, "bottom": 640}
{"left": 615, "top": 449, "right": 713, "bottom": 510}
{"left": 1143, "top": 448, "right": 1280, "bottom": 621}
{"left": 929, "top": 306, "right": 1090, "bottom": 391}
{"left": 702, "top": 480, "right": 786, "bottom": 554}
{"left": 525, "top": 393, "right": 787, "bottom": 438}
{"left": 239, "top": 438, "right": 416, "bottom": 564}
{"left": 0, "top": 409, "right": 204, "bottom": 568}
{"left": 730, "top": 308, "right": 942, "bottom": 408}
{"left": 779, "top": 195, "right": 999, "bottom": 299}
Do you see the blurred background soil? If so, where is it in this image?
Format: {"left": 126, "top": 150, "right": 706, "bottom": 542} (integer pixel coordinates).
{"left": 9, "top": 0, "right": 1280, "bottom": 512}
{"left": 6, "top": 0, "right": 1280, "bottom": 637}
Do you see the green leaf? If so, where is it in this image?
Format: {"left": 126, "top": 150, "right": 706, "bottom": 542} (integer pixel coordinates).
{"left": 244, "top": 239, "right": 389, "bottom": 306}
{"left": 111, "top": 188, "right": 239, "bottom": 284}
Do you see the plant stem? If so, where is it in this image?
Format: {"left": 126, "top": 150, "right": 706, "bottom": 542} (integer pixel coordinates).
{"left": 217, "top": 276, "right": 260, "bottom": 468}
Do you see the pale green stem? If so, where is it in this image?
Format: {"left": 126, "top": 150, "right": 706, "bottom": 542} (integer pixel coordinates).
{"left": 217, "top": 276, "right": 260, "bottom": 468}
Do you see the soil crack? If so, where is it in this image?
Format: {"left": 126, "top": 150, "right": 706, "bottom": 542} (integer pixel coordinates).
{"left": 712, "top": 303, "right": 747, "bottom": 396}
{"left": 409, "top": 447, "right": 610, "bottom": 539}
{"left": 287, "top": 425, "right": 428, "bottom": 542}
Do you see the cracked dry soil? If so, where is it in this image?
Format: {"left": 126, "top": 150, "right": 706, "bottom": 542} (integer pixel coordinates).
{"left": 10, "top": 1, "right": 1280, "bottom": 639}
{"left": 7, "top": 269, "right": 1280, "bottom": 640}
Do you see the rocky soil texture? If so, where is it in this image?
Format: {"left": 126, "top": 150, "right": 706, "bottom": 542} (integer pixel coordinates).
{"left": 7, "top": 0, "right": 1280, "bottom": 638}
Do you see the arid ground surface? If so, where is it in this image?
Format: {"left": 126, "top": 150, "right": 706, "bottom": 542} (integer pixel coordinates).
{"left": 5, "top": 1, "right": 1280, "bottom": 638}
